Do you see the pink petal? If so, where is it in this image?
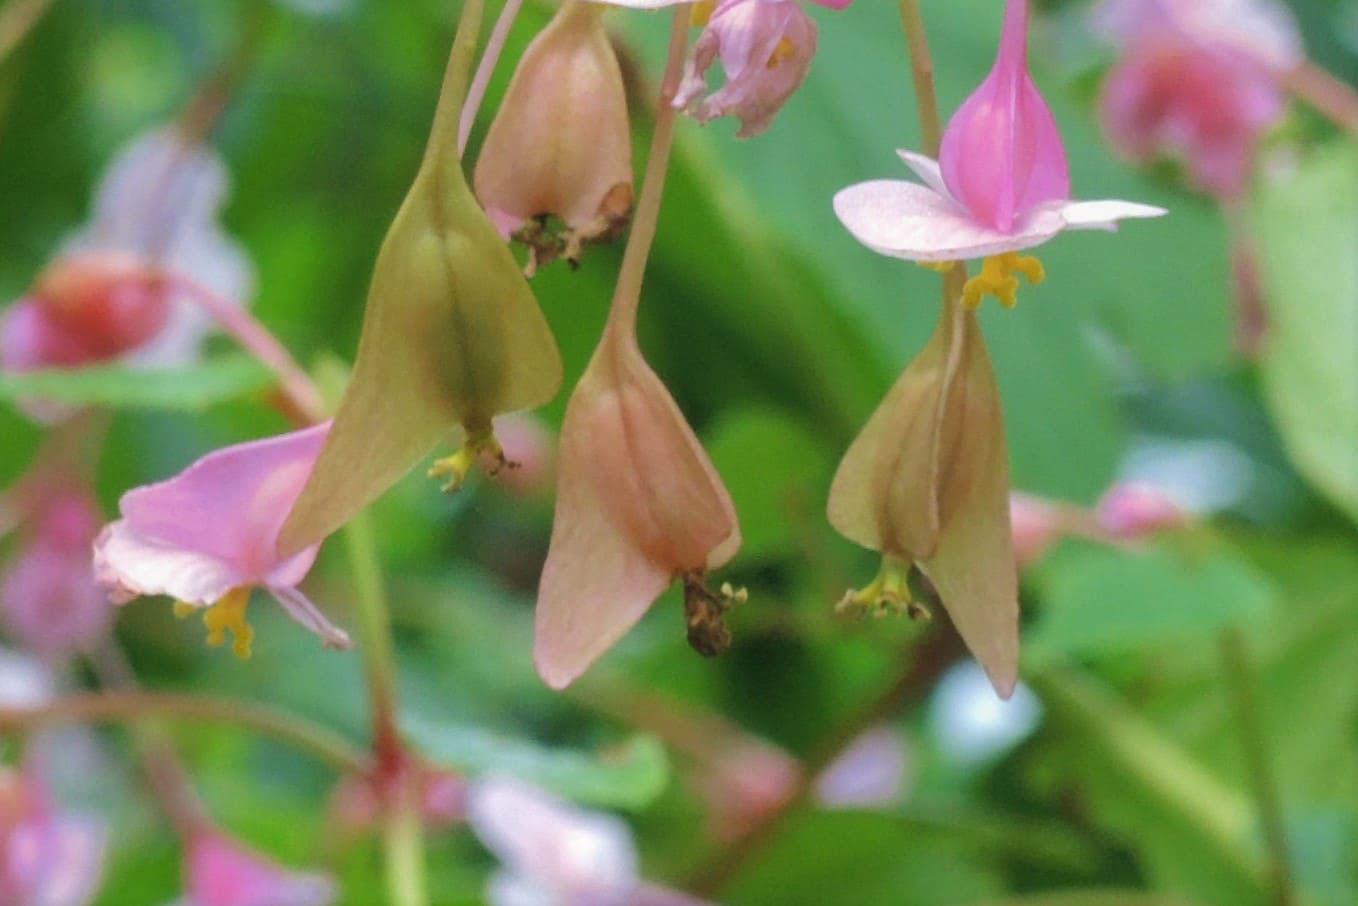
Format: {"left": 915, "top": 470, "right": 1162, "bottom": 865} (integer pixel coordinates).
{"left": 938, "top": 0, "right": 1070, "bottom": 232}
{"left": 833, "top": 180, "right": 1067, "bottom": 261}
{"left": 117, "top": 424, "right": 330, "bottom": 585}
{"left": 93, "top": 519, "right": 243, "bottom": 607}
{"left": 1, "top": 491, "right": 111, "bottom": 657}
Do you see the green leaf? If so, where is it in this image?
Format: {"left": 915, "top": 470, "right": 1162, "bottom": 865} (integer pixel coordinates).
{"left": 968, "top": 893, "right": 1199, "bottom": 906}
{"left": 1027, "top": 544, "right": 1276, "bottom": 665}
{"left": 403, "top": 718, "right": 669, "bottom": 810}
{"left": 0, "top": 354, "right": 273, "bottom": 411}
{"left": 1252, "top": 140, "right": 1358, "bottom": 525}
{"left": 705, "top": 406, "right": 832, "bottom": 562}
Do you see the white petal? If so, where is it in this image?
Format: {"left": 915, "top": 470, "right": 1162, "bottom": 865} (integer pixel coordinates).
{"left": 467, "top": 777, "right": 638, "bottom": 899}
{"left": 93, "top": 520, "right": 240, "bottom": 606}
{"left": 1057, "top": 198, "right": 1169, "bottom": 232}
{"left": 267, "top": 584, "right": 352, "bottom": 650}
{"left": 833, "top": 181, "right": 1067, "bottom": 262}
{"left": 894, "top": 150, "right": 952, "bottom": 200}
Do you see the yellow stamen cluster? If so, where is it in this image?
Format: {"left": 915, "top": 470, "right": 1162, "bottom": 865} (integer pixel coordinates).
{"left": 176, "top": 588, "right": 255, "bottom": 659}
{"left": 961, "top": 252, "right": 1045, "bottom": 309}
{"left": 427, "top": 426, "right": 513, "bottom": 493}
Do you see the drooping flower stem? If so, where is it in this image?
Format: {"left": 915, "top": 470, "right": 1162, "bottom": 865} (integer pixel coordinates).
{"left": 0, "top": 689, "right": 370, "bottom": 774}
{"left": 1282, "top": 61, "right": 1358, "bottom": 133}
{"left": 1220, "top": 627, "right": 1299, "bottom": 906}
{"left": 170, "top": 275, "right": 328, "bottom": 424}
{"left": 427, "top": 0, "right": 486, "bottom": 179}
{"left": 458, "top": 0, "right": 526, "bottom": 156}
{"left": 343, "top": 512, "right": 401, "bottom": 768}
{"left": 895, "top": 0, "right": 944, "bottom": 157}
{"left": 607, "top": 6, "right": 691, "bottom": 339}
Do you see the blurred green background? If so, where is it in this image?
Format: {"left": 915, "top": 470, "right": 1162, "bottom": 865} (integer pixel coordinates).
{"left": 1, "top": 0, "right": 1356, "bottom": 903}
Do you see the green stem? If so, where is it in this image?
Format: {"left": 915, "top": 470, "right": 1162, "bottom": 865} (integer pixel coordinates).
{"left": 606, "top": 5, "right": 691, "bottom": 339}
{"left": 1221, "top": 628, "right": 1298, "bottom": 906}
{"left": 343, "top": 511, "right": 402, "bottom": 767}
{"left": 427, "top": 0, "right": 487, "bottom": 171}
{"left": 0, "top": 689, "right": 369, "bottom": 775}
{"left": 896, "top": 0, "right": 944, "bottom": 158}
{"left": 383, "top": 779, "right": 429, "bottom": 906}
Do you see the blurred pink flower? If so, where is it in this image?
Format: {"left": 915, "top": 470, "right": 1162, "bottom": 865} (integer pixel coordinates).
{"left": 467, "top": 776, "right": 708, "bottom": 906}
{"left": 1093, "top": 0, "right": 1300, "bottom": 199}
{"left": 0, "top": 127, "right": 252, "bottom": 388}
{"left": 0, "top": 766, "right": 106, "bottom": 906}
{"left": 813, "top": 726, "right": 911, "bottom": 809}
{"left": 93, "top": 422, "right": 350, "bottom": 657}
{"left": 328, "top": 767, "right": 467, "bottom": 838}
{"left": 1008, "top": 491, "right": 1068, "bottom": 569}
{"left": 1, "top": 484, "right": 110, "bottom": 658}
{"left": 490, "top": 413, "right": 556, "bottom": 497}
{"left": 835, "top": 0, "right": 1163, "bottom": 305}
{"left": 1095, "top": 481, "right": 1188, "bottom": 539}
{"left": 178, "top": 830, "right": 335, "bottom": 906}
{"left": 672, "top": 0, "right": 841, "bottom": 138}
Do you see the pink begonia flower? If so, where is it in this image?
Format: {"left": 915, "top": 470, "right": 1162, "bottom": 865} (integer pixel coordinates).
{"left": 0, "top": 766, "right": 107, "bottom": 906}
{"left": 175, "top": 829, "right": 335, "bottom": 906}
{"left": 534, "top": 323, "right": 740, "bottom": 690}
{"left": 0, "top": 127, "right": 252, "bottom": 377}
{"left": 1, "top": 485, "right": 111, "bottom": 658}
{"left": 586, "top": 0, "right": 849, "bottom": 138}
{"left": 835, "top": 0, "right": 1164, "bottom": 307}
{"left": 93, "top": 422, "right": 350, "bottom": 657}
{"left": 467, "top": 776, "right": 709, "bottom": 906}
{"left": 1092, "top": 0, "right": 1301, "bottom": 199}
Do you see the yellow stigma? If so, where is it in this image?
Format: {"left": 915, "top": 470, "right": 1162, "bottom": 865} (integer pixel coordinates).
{"left": 767, "top": 37, "right": 796, "bottom": 67}
{"left": 835, "top": 555, "right": 930, "bottom": 621}
{"left": 691, "top": 1, "right": 714, "bottom": 25}
{"left": 201, "top": 587, "right": 254, "bottom": 659}
{"left": 961, "top": 252, "right": 1045, "bottom": 309}
{"left": 918, "top": 260, "right": 959, "bottom": 274}
{"left": 428, "top": 425, "right": 512, "bottom": 493}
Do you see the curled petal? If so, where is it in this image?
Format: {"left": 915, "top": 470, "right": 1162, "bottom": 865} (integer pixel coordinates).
{"left": 93, "top": 519, "right": 244, "bottom": 607}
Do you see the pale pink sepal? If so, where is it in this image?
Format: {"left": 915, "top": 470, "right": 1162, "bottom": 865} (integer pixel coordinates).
{"left": 180, "top": 830, "right": 335, "bottom": 906}
{"left": 938, "top": 0, "right": 1069, "bottom": 233}
{"left": 535, "top": 329, "right": 739, "bottom": 690}
{"left": 92, "top": 423, "right": 351, "bottom": 649}
{"left": 834, "top": 150, "right": 1165, "bottom": 262}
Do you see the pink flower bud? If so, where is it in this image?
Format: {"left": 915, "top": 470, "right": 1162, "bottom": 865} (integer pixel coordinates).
{"left": 1095, "top": 481, "right": 1187, "bottom": 539}
{"left": 672, "top": 0, "right": 823, "bottom": 138}
{"left": 1, "top": 485, "right": 110, "bottom": 658}
{"left": 31, "top": 252, "right": 170, "bottom": 361}
{"left": 181, "top": 829, "right": 335, "bottom": 906}
{"left": 939, "top": 0, "right": 1070, "bottom": 233}
{"left": 474, "top": 1, "right": 633, "bottom": 255}
{"left": 534, "top": 325, "right": 740, "bottom": 689}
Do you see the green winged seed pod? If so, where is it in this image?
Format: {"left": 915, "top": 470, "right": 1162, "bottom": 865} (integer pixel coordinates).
{"left": 278, "top": 22, "right": 563, "bottom": 558}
